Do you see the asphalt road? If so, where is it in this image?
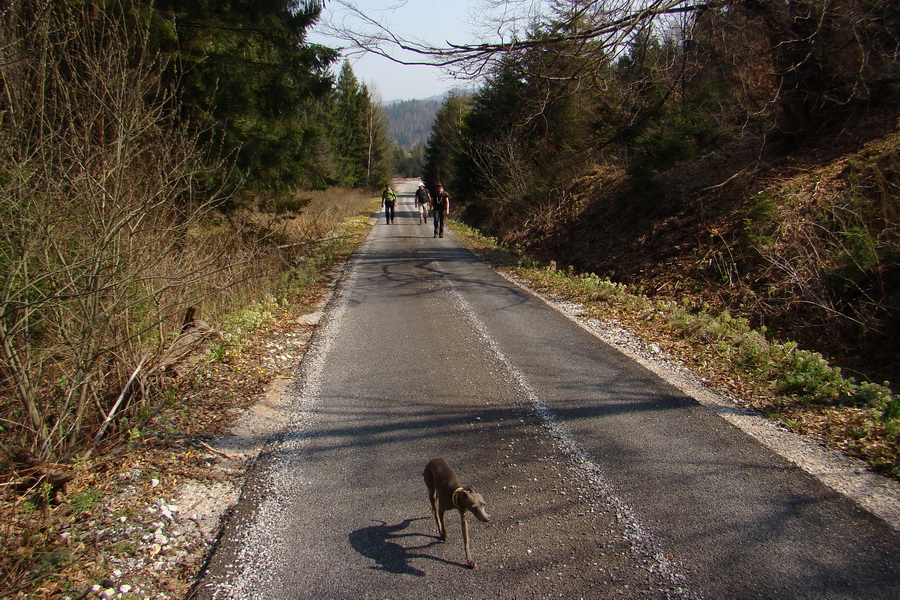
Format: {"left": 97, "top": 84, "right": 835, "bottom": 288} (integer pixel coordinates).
{"left": 196, "top": 181, "right": 900, "bottom": 599}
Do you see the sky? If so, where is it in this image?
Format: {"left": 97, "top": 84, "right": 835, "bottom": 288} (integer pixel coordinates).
{"left": 309, "top": 1, "right": 508, "bottom": 103}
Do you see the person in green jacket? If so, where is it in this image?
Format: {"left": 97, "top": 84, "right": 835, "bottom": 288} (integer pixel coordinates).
{"left": 381, "top": 184, "right": 397, "bottom": 224}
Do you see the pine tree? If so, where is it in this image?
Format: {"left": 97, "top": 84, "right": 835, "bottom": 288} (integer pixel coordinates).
{"left": 423, "top": 92, "right": 472, "bottom": 193}
{"left": 152, "top": 0, "right": 338, "bottom": 192}
{"left": 330, "top": 61, "right": 393, "bottom": 188}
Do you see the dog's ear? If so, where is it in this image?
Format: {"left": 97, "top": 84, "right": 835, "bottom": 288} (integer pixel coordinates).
{"left": 455, "top": 489, "right": 472, "bottom": 504}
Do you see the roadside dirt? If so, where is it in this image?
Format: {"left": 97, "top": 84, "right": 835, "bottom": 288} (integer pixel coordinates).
{"left": 0, "top": 267, "right": 341, "bottom": 599}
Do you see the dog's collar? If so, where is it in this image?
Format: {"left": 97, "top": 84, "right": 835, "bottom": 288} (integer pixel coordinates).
{"left": 451, "top": 487, "right": 465, "bottom": 509}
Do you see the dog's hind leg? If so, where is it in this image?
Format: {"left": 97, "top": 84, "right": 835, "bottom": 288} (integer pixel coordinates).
{"left": 432, "top": 494, "right": 446, "bottom": 539}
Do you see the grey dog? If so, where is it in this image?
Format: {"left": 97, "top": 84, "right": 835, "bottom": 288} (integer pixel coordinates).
{"left": 423, "top": 458, "right": 490, "bottom": 568}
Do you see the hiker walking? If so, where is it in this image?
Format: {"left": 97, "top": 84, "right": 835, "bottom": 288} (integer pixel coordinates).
{"left": 414, "top": 183, "right": 431, "bottom": 224}
{"left": 432, "top": 183, "right": 450, "bottom": 238}
{"left": 381, "top": 184, "right": 397, "bottom": 224}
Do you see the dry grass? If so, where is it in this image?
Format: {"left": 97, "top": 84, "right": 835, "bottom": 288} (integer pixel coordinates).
{"left": 0, "top": 189, "right": 379, "bottom": 598}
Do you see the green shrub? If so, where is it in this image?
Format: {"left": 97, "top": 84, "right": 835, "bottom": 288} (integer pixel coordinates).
{"left": 775, "top": 348, "right": 846, "bottom": 403}
{"left": 218, "top": 297, "right": 281, "bottom": 358}
{"left": 744, "top": 193, "right": 779, "bottom": 250}
{"left": 736, "top": 330, "right": 771, "bottom": 370}
{"left": 580, "top": 272, "right": 630, "bottom": 302}
{"left": 69, "top": 487, "right": 103, "bottom": 512}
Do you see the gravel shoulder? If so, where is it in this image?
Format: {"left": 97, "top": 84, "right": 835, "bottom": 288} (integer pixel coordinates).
{"left": 506, "top": 274, "right": 900, "bottom": 531}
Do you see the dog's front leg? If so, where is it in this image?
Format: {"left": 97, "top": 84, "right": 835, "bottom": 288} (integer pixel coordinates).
{"left": 430, "top": 493, "right": 444, "bottom": 539}
{"left": 460, "top": 510, "right": 475, "bottom": 568}
{"left": 437, "top": 508, "right": 448, "bottom": 541}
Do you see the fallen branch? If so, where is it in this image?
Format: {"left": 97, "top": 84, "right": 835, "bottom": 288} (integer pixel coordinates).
{"left": 151, "top": 319, "right": 221, "bottom": 374}
{"left": 198, "top": 440, "right": 237, "bottom": 460}
{"left": 93, "top": 352, "right": 150, "bottom": 444}
{"left": 276, "top": 232, "right": 361, "bottom": 249}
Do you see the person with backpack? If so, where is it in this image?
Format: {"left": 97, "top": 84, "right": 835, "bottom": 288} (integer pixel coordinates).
{"left": 381, "top": 184, "right": 397, "bottom": 224}
{"left": 432, "top": 183, "right": 450, "bottom": 238}
{"left": 414, "top": 183, "right": 431, "bottom": 224}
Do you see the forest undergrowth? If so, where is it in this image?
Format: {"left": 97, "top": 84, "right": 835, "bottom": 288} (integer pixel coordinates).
{"left": 0, "top": 190, "right": 378, "bottom": 599}
{"left": 456, "top": 218, "right": 899, "bottom": 480}
{"left": 454, "top": 109, "right": 900, "bottom": 481}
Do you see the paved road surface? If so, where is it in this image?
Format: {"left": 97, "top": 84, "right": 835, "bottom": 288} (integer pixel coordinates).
{"left": 196, "top": 181, "right": 900, "bottom": 599}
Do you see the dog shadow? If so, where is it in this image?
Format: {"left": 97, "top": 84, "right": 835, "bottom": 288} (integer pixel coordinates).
{"left": 348, "top": 517, "right": 468, "bottom": 575}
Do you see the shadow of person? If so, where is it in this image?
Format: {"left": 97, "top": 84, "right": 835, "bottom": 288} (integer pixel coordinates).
{"left": 348, "top": 517, "right": 467, "bottom": 575}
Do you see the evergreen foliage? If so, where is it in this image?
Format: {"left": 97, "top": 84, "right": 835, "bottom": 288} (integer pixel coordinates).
{"left": 439, "top": 0, "right": 898, "bottom": 231}
{"left": 329, "top": 61, "right": 394, "bottom": 188}
{"left": 427, "top": 0, "right": 899, "bottom": 382}
{"left": 146, "top": 1, "right": 393, "bottom": 194}
{"left": 422, "top": 92, "right": 472, "bottom": 194}
{"left": 395, "top": 144, "right": 427, "bottom": 179}
{"left": 152, "top": 0, "right": 339, "bottom": 193}
{"left": 450, "top": 23, "right": 608, "bottom": 228}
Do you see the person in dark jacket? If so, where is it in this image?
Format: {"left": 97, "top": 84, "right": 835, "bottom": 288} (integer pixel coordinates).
{"left": 432, "top": 184, "right": 450, "bottom": 238}
{"left": 414, "top": 183, "right": 431, "bottom": 224}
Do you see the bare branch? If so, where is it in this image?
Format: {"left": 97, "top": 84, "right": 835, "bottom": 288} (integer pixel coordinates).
{"left": 322, "top": 0, "right": 725, "bottom": 78}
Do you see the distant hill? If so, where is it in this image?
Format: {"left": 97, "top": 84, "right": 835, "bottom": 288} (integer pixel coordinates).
{"left": 384, "top": 92, "right": 447, "bottom": 106}
{"left": 383, "top": 98, "right": 441, "bottom": 151}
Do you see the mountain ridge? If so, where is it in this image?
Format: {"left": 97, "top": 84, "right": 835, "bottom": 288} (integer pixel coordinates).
{"left": 383, "top": 97, "right": 441, "bottom": 151}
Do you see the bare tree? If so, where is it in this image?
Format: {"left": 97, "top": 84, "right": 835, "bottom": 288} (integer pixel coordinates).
{"left": 323, "top": 1, "right": 721, "bottom": 76}
{"left": 0, "top": 1, "right": 241, "bottom": 458}
{"left": 361, "top": 86, "right": 392, "bottom": 186}
{"left": 325, "top": 0, "right": 897, "bottom": 136}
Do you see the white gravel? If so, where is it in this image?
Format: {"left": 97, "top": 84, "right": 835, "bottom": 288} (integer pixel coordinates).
{"left": 497, "top": 271, "right": 900, "bottom": 532}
